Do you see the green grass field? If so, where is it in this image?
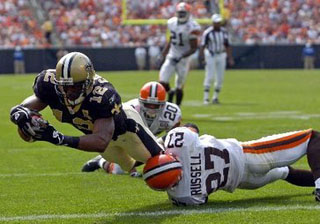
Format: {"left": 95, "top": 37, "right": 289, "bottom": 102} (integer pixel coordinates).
{"left": 1, "top": 69, "right": 320, "bottom": 223}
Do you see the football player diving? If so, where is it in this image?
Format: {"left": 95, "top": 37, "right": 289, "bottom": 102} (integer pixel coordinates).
{"left": 158, "top": 2, "right": 201, "bottom": 106}
{"left": 82, "top": 81, "right": 182, "bottom": 176}
{"left": 143, "top": 124, "right": 320, "bottom": 205}
{"left": 10, "top": 52, "right": 164, "bottom": 173}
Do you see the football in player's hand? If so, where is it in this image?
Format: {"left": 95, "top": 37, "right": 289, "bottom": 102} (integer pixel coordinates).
{"left": 17, "top": 127, "right": 35, "bottom": 142}
{"left": 143, "top": 154, "right": 182, "bottom": 191}
{"left": 17, "top": 113, "right": 47, "bottom": 142}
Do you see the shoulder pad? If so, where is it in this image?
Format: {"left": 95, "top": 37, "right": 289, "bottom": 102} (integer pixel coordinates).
{"left": 168, "top": 17, "right": 177, "bottom": 27}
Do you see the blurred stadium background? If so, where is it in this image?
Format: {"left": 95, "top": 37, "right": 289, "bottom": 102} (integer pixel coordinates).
{"left": 0, "top": 0, "right": 320, "bottom": 73}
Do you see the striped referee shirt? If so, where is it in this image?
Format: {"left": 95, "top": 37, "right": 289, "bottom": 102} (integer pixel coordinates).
{"left": 200, "top": 26, "right": 229, "bottom": 55}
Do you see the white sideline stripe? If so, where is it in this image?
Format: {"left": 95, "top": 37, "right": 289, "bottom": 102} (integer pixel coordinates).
{"left": 1, "top": 205, "right": 320, "bottom": 221}
{"left": 192, "top": 111, "right": 320, "bottom": 121}
{"left": 0, "top": 172, "right": 85, "bottom": 178}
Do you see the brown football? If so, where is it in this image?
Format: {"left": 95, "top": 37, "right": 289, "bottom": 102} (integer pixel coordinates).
{"left": 17, "top": 127, "right": 34, "bottom": 142}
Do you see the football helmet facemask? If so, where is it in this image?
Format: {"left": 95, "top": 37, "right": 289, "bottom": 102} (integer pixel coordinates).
{"left": 176, "top": 2, "right": 191, "bottom": 24}
{"left": 55, "top": 52, "right": 95, "bottom": 106}
{"left": 139, "top": 82, "right": 166, "bottom": 123}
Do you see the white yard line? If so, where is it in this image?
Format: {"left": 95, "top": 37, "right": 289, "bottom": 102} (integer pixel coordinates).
{"left": 1, "top": 206, "right": 320, "bottom": 221}
{"left": 192, "top": 111, "right": 320, "bottom": 121}
{"left": 0, "top": 172, "right": 85, "bottom": 178}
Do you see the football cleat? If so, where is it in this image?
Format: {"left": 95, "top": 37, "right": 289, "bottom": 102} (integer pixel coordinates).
{"left": 315, "top": 188, "right": 320, "bottom": 202}
{"left": 143, "top": 154, "right": 183, "bottom": 191}
{"left": 203, "top": 99, "right": 209, "bottom": 105}
{"left": 81, "top": 155, "right": 102, "bottom": 172}
{"left": 212, "top": 98, "right": 220, "bottom": 104}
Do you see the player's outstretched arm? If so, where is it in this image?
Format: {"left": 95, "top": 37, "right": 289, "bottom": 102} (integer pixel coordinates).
{"left": 29, "top": 117, "right": 114, "bottom": 153}
{"left": 77, "top": 117, "right": 114, "bottom": 152}
{"left": 21, "top": 94, "right": 48, "bottom": 112}
{"left": 11, "top": 95, "right": 114, "bottom": 153}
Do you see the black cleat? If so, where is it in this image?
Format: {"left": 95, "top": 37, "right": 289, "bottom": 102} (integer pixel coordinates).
{"left": 81, "top": 155, "right": 102, "bottom": 172}
{"left": 212, "top": 98, "right": 220, "bottom": 104}
{"left": 314, "top": 188, "right": 320, "bottom": 202}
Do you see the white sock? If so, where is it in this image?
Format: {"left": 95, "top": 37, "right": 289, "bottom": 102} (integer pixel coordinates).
{"left": 213, "top": 91, "right": 219, "bottom": 100}
{"left": 98, "top": 157, "right": 107, "bottom": 169}
{"left": 204, "top": 91, "right": 209, "bottom": 101}
{"left": 315, "top": 178, "right": 320, "bottom": 189}
{"left": 280, "top": 166, "right": 290, "bottom": 179}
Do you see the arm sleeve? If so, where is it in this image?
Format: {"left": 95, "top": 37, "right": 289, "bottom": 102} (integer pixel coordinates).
{"left": 33, "top": 70, "right": 56, "bottom": 104}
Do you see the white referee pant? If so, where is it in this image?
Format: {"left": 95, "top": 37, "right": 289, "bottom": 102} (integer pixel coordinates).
{"left": 203, "top": 49, "right": 227, "bottom": 91}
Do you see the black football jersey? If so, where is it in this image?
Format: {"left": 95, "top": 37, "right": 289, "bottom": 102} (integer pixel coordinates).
{"left": 33, "top": 69, "right": 127, "bottom": 139}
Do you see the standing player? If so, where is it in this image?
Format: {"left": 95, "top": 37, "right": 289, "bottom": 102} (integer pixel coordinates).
{"left": 144, "top": 124, "right": 320, "bottom": 205}
{"left": 82, "top": 81, "right": 182, "bottom": 175}
{"left": 158, "top": 2, "right": 201, "bottom": 106}
{"left": 199, "top": 14, "right": 234, "bottom": 105}
{"left": 9, "top": 52, "right": 164, "bottom": 173}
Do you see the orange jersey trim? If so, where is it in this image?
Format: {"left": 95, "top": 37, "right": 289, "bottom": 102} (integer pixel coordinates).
{"left": 242, "top": 129, "right": 312, "bottom": 154}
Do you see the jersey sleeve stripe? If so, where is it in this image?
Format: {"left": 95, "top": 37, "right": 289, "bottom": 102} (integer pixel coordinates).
{"left": 242, "top": 129, "right": 312, "bottom": 154}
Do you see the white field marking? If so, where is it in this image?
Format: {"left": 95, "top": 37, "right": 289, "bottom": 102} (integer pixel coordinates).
{"left": 1, "top": 205, "right": 320, "bottom": 221}
{"left": 192, "top": 111, "right": 320, "bottom": 121}
{"left": 121, "top": 93, "right": 138, "bottom": 99}
{"left": 6, "top": 148, "right": 63, "bottom": 153}
{"left": 182, "top": 100, "right": 204, "bottom": 107}
{"left": 0, "top": 172, "right": 85, "bottom": 178}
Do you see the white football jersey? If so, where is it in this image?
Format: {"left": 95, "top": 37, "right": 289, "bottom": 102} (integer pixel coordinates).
{"left": 167, "top": 17, "right": 201, "bottom": 58}
{"left": 124, "top": 99, "right": 181, "bottom": 135}
{"left": 165, "top": 127, "right": 245, "bottom": 205}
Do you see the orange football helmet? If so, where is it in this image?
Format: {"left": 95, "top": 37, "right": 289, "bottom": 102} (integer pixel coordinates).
{"left": 143, "top": 154, "right": 183, "bottom": 191}
{"left": 139, "top": 81, "right": 166, "bottom": 121}
{"left": 176, "top": 2, "right": 191, "bottom": 23}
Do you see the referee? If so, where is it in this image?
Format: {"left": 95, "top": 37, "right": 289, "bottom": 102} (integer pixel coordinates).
{"left": 199, "top": 14, "right": 234, "bottom": 105}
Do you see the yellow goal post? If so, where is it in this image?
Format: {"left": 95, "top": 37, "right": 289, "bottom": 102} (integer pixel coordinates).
{"left": 121, "top": 0, "right": 213, "bottom": 26}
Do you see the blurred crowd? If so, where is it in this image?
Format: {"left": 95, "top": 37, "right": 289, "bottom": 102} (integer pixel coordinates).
{"left": 1, "top": 0, "right": 320, "bottom": 48}
{"left": 0, "top": 0, "right": 46, "bottom": 48}
{"left": 40, "top": 0, "right": 168, "bottom": 47}
{"left": 228, "top": 0, "right": 320, "bottom": 44}
{"left": 126, "top": 0, "right": 212, "bottom": 19}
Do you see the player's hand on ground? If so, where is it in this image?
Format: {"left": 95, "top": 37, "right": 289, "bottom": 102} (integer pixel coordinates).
{"left": 130, "top": 171, "right": 142, "bottom": 178}
{"left": 129, "top": 167, "right": 142, "bottom": 178}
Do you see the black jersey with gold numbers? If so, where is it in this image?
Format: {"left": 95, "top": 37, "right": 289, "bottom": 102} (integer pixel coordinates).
{"left": 33, "top": 69, "right": 127, "bottom": 139}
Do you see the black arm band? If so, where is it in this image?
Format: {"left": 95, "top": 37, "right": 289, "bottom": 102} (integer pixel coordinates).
{"left": 62, "top": 136, "right": 80, "bottom": 148}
